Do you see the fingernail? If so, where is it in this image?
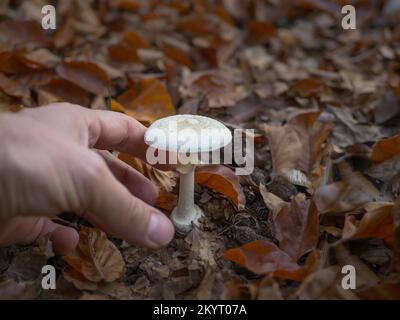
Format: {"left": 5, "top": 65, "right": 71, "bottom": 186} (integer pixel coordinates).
{"left": 147, "top": 212, "right": 174, "bottom": 247}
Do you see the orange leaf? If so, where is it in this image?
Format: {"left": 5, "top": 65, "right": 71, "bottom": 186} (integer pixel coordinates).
{"left": 56, "top": 61, "right": 110, "bottom": 95}
{"left": 195, "top": 165, "right": 245, "bottom": 209}
{"left": 124, "top": 31, "right": 150, "bottom": 49}
{"left": 63, "top": 227, "right": 125, "bottom": 283}
{"left": 371, "top": 133, "right": 400, "bottom": 163}
{"left": 117, "top": 78, "right": 175, "bottom": 124}
{"left": 108, "top": 44, "right": 139, "bottom": 63}
{"left": 164, "top": 46, "right": 194, "bottom": 69}
{"left": 155, "top": 188, "right": 178, "bottom": 213}
{"left": 118, "top": 152, "right": 177, "bottom": 192}
{"left": 341, "top": 203, "right": 394, "bottom": 246}
{"left": 274, "top": 194, "right": 319, "bottom": 261}
{"left": 224, "top": 240, "right": 310, "bottom": 281}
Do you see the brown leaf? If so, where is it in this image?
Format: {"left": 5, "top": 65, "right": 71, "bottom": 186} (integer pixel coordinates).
{"left": 56, "top": 61, "right": 110, "bottom": 95}
{"left": 391, "top": 197, "right": 400, "bottom": 272}
{"left": 291, "top": 78, "right": 331, "bottom": 98}
{"left": 246, "top": 21, "right": 277, "bottom": 45}
{"left": 314, "top": 163, "right": 380, "bottom": 214}
{"left": 124, "top": 31, "right": 150, "bottom": 49}
{"left": 164, "top": 45, "right": 194, "bottom": 69}
{"left": 117, "top": 78, "right": 175, "bottom": 124}
{"left": 54, "top": 18, "right": 75, "bottom": 49}
{"left": 0, "top": 73, "right": 30, "bottom": 99}
{"left": 180, "top": 70, "right": 246, "bottom": 108}
{"left": 334, "top": 244, "right": 380, "bottom": 290}
{"left": 341, "top": 203, "right": 394, "bottom": 246}
{"left": 118, "top": 152, "right": 177, "bottom": 192}
{"left": 261, "top": 111, "right": 332, "bottom": 184}
{"left": 259, "top": 183, "right": 286, "bottom": 215}
{"left": 63, "top": 227, "right": 125, "bottom": 283}
{"left": 195, "top": 165, "right": 245, "bottom": 209}
{"left": 0, "top": 20, "right": 48, "bottom": 47}
{"left": 274, "top": 194, "right": 319, "bottom": 261}
{"left": 39, "top": 79, "right": 91, "bottom": 106}
{"left": 294, "top": 266, "right": 358, "bottom": 300}
{"left": 108, "top": 43, "right": 139, "bottom": 63}
{"left": 224, "top": 240, "right": 313, "bottom": 281}
{"left": 371, "top": 133, "right": 400, "bottom": 163}
{"left": 357, "top": 282, "right": 400, "bottom": 300}
{"left": 176, "top": 15, "right": 213, "bottom": 37}
{"left": 155, "top": 188, "right": 177, "bottom": 213}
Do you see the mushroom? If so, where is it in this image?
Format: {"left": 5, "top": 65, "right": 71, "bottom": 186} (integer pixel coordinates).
{"left": 144, "top": 114, "right": 232, "bottom": 233}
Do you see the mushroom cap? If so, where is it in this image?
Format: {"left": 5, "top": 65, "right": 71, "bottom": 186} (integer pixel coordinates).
{"left": 144, "top": 114, "right": 232, "bottom": 153}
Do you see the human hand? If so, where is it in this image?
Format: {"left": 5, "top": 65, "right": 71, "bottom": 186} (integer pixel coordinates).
{"left": 0, "top": 103, "right": 174, "bottom": 254}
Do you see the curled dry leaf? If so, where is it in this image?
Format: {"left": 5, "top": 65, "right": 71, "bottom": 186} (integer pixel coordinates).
{"left": 195, "top": 165, "right": 245, "bottom": 209}
{"left": 314, "top": 164, "right": 380, "bottom": 214}
{"left": 155, "top": 187, "right": 178, "bottom": 213}
{"left": 259, "top": 183, "right": 286, "bottom": 216}
{"left": 117, "top": 78, "right": 175, "bottom": 125}
{"left": 261, "top": 110, "right": 332, "bottom": 186}
{"left": 63, "top": 227, "right": 125, "bottom": 283}
{"left": 371, "top": 133, "right": 400, "bottom": 163}
{"left": 274, "top": 194, "right": 319, "bottom": 261}
{"left": 224, "top": 240, "right": 318, "bottom": 281}
{"left": 56, "top": 61, "right": 110, "bottom": 95}
{"left": 341, "top": 202, "right": 394, "bottom": 246}
{"left": 118, "top": 152, "right": 177, "bottom": 192}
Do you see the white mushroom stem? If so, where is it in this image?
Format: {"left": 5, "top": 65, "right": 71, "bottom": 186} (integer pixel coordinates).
{"left": 171, "top": 163, "right": 202, "bottom": 233}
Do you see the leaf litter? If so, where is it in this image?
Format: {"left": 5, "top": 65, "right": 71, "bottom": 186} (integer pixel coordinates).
{"left": 0, "top": 0, "right": 399, "bottom": 300}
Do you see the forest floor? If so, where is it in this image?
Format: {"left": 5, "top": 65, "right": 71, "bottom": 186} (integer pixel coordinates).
{"left": 0, "top": 0, "right": 399, "bottom": 300}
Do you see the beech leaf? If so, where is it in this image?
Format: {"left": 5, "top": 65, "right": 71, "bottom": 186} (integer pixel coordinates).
{"left": 63, "top": 227, "right": 125, "bottom": 283}
{"left": 195, "top": 165, "right": 245, "bottom": 209}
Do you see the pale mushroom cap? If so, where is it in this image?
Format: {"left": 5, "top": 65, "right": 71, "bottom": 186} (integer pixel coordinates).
{"left": 144, "top": 114, "right": 232, "bottom": 153}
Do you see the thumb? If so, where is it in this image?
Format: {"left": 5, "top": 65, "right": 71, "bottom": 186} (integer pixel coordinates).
{"left": 80, "top": 155, "right": 175, "bottom": 248}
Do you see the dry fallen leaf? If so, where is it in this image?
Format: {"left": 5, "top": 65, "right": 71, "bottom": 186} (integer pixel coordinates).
{"left": 63, "top": 227, "right": 125, "bottom": 283}
{"left": 195, "top": 165, "right": 245, "bottom": 209}
{"left": 371, "top": 133, "right": 400, "bottom": 163}
{"left": 291, "top": 78, "right": 331, "bottom": 99}
{"left": 180, "top": 70, "right": 246, "bottom": 108}
{"left": 274, "top": 194, "right": 319, "bottom": 261}
{"left": 56, "top": 61, "right": 110, "bottom": 96}
{"left": 117, "top": 78, "right": 175, "bottom": 124}
{"left": 224, "top": 240, "right": 316, "bottom": 281}
{"left": 118, "top": 152, "right": 177, "bottom": 192}
{"left": 261, "top": 110, "right": 332, "bottom": 186}
{"left": 341, "top": 202, "right": 394, "bottom": 246}
{"left": 314, "top": 162, "right": 380, "bottom": 214}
